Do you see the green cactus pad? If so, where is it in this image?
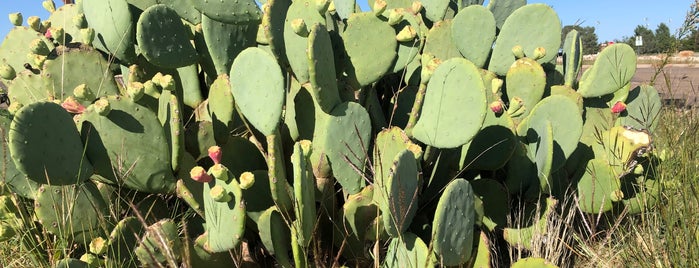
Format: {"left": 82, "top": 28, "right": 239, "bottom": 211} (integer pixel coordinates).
{"left": 6, "top": 70, "right": 53, "bottom": 108}
{"left": 384, "top": 232, "right": 435, "bottom": 267}
{"left": 262, "top": 0, "right": 291, "bottom": 66}
{"left": 34, "top": 182, "right": 109, "bottom": 245}
{"left": 257, "top": 206, "right": 292, "bottom": 266}
{"left": 241, "top": 170, "right": 275, "bottom": 224}
{"left": 432, "top": 178, "right": 475, "bottom": 266}
{"left": 390, "top": 11, "right": 424, "bottom": 73}
{"left": 134, "top": 219, "right": 183, "bottom": 266}
{"left": 283, "top": 0, "right": 325, "bottom": 84}
{"left": 291, "top": 142, "right": 316, "bottom": 247}
{"left": 617, "top": 85, "right": 661, "bottom": 132}
{"left": 422, "top": 0, "right": 451, "bottom": 22}
{"left": 576, "top": 159, "right": 621, "bottom": 213}
{"left": 378, "top": 149, "right": 419, "bottom": 237}
{"left": 79, "top": 97, "right": 176, "bottom": 193}
{"left": 343, "top": 185, "right": 379, "bottom": 241}
{"left": 487, "top": 0, "right": 526, "bottom": 30}
{"left": 413, "top": 58, "right": 487, "bottom": 149}
{"left": 230, "top": 47, "right": 284, "bottom": 136}
{"left": 0, "top": 27, "right": 54, "bottom": 73}
{"left": 423, "top": 20, "right": 461, "bottom": 63}
{"left": 164, "top": 0, "right": 202, "bottom": 24}
{"left": 343, "top": 12, "right": 397, "bottom": 86}
{"left": 488, "top": 4, "right": 561, "bottom": 75}
{"left": 136, "top": 4, "right": 198, "bottom": 68}
{"left": 0, "top": 110, "right": 38, "bottom": 199}
{"left": 511, "top": 257, "right": 559, "bottom": 268}
{"left": 219, "top": 136, "right": 267, "bottom": 178}
{"left": 201, "top": 14, "right": 257, "bottom": 75}
{"left": 470, "top": 179, "right": 508, "bottom": 230}
{"left": 577, "top": 44, "right": 637, "bottom": 98}
{"left": 43, "top": 47, "right": 120, "bottom": 104}
{"left": 175, "top": 154, "right": 204, "bottom": 217}
{"left": 308, "top": 23, "right": 341, "bottom": 113}
{"left": 202, "top": 174, "right": 246, "bottom": 252}
{"left": 106, "top": 217, "right": 145, "bottom": 268}
{"left": 460, "top": 110, "right": 517, "bottom": 171}
{"left": 190, "top": 0, "right": 261, "bottom": 25}
{"left": 9, "top": 101, "right": 93, "bottom": 185}
{"left": 503, "top": 198, "right": 557, "bottom": 250}
{"left": 82, "top": 0, "right": 137, "bottom": 64}
{"left": 505, "top": 58, "right": 546, "bottom": 120}
{"left": 562, "top": 29, "right": 583, "bottom": 87}
{"left": 517, "top": 95, "right": 583, "bottom": 173}
{"left": 158, "top": 91, "right": 184, "bottom": 172}
{"left": 55, "top": 258, "right": 89, "bottom": 268}
{"left": 207, "top": 75, "right": 235, "bottom": 144}
{"left": 46, "top": 4, "right": 82, "bottom": 44}
{"left": 451, "top": 5, "right": 496, "bottom": 68}
{"left": 314, "top": 101, "right": 371, "bottom": 194}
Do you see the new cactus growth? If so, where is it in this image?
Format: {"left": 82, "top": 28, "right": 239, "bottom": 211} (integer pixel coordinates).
{"left": 190, "top": 166, "right": 212, "bottom": 183}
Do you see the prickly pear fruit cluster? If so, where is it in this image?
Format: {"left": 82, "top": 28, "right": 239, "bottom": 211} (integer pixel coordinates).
{"left": 0, "top": 0, "right": 662, "bottom": 267}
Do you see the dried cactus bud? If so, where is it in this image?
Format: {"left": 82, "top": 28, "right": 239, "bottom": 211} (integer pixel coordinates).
{"left": 160, "top": 75, "right": 175, "bottom": 92}
{"left": 81, "top": 28, "right": 95, "bottom": 46}
{"left": 611, "top": 101, "right": 626, "bottom": 113}
{"left": 73, "top": 13, "right": 87, "bottom": 29}
{"left": 128, "top": 64, "right": 146, "bottom": 83}
{"left": 0, "top": 63, "right": 16, "bottom": 80}
{"left": 7, "top": 102, "right": 23, "bottom": 115}
{"left": 373, "top": 0, "right": 387, "bottom": 16}
{"left": 143, "top": 80, "right": 160, "bottom": 97}
{"left": 127, "top": 82, "right": 145, "bottom": 101}
{"left": 43, "top": 0, "right": 56, "bottom": 13}
{"left": 512, "top": 45, "right": 525, "bottom": 59}
{"left": 299, "top": 140, "right": 312, "bottom": 156}
{"left": 61, "top": 97, "right": 86, "bottom": 114}
{"left": 491, "top": 78, "right": 504, "bottom": 95}
{"left": 27, "top": 16, "right": 41, "bottom": 32}
{"left": 89, "top": 237, "right": 108, "bottom": 255}
{"left": 489, "top": 100, "right": 504, "bottom": 114}
{"left": 396, "top": 25, "right": 417, "bottom": 42}
{"left": 208, "top": 145, "right": 222, "bottom": 164}
{"left": 30, "top": 38, "right": 50, "bottom": 55}
{"left": 411, "top": 1, "right": 423, "bottom": 14}
{"left": 73, "top": 84, "right": 95, "bottom": 101}
{"left": 52, "top": 27, "right": 66, "bottom": 44}
{"left": 420, "top": 54, "right": 440, "bottom": 83}
{"left": 209, "top": 164, "right": 231, "bottom": 182}
{"left": 190, "top": 166, "right": 212, "bottom": 183}
{"left": 291, "top": 18, "right": 309, "bottom": 37}
{"left": 9, "top": 13, "right": 23, "bottom": 27}
{"left": 210, "top": 185, "right": 232, "bottom": 202}
{"left": 40, "top": 20, "right": 51, "bottom": 34}
{"left": 30, "top": 54, "right": 47, "bottom": 69}
{"left": 239, "top": 171, "right": 255, "bottom": 189}
{"left": 94, "top": 98, "right": 111, "bottom": 116}
{"left": 533, "top": 47, "right": 546, "bottom": 60}
{"left": 316, "top": 0, "right": 330, "bottom": 14}
{"left": 610, "top": 189, "right": 624, "bottom": 202}
{"left": 151, "top": 72, "right": 164, "bottom": 86}
{"left": 327, "top": 0, "right": 336, "bottom": 12}
{"left": 387, "top": 9, "right": 404, "bottom": 26}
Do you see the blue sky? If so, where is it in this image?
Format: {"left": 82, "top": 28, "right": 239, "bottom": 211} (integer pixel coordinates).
{"left": 0, "top": 1, "right": 694, "bottom": 44}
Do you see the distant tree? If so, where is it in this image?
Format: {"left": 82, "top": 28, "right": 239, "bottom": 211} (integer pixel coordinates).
{"left": 561, "top": 25, "right": 599, "bottom": 55}
{"left": 628, "top": 25, "right": 656, "bottom": 54}
{"left": 655, "top": 23, "right": 676, "bottom": 53}
{"left": 679, "top": 29, "right": 698, "bottom": 51}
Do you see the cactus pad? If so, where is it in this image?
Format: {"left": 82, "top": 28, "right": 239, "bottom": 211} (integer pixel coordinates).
{"left": 431, "top": 178, "right": 475, "bottom": 266}
{"left": 82, "top": 0, "right": 137, "bottom": 64}
{"left": 413, "top": 58, "right": 487, "bottom": 148}
{"left": 136, "top": 4, "right": 198, "bottom": 68}
{"left": 577, "top": 44, "right": 637, "bottom": 98}
{"left": 190, "top": 0, "right": 261, "bottom": 25}
{"left": 343, "top": 12, "right": 397, "bottom": 86}
{"left": 9, "top": 101, "right": 93, "bottom": 185}
{"left": 451, "top": 5, "right": 496, "bottom": 68}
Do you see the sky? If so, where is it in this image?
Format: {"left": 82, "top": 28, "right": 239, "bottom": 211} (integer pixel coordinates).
{"left": 0, "top": 1, "right": 694, "bottom": 44}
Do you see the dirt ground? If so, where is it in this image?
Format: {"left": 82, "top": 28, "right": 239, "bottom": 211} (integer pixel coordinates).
{"left": 631, "top": 64, "right": 699, "bottom": 108}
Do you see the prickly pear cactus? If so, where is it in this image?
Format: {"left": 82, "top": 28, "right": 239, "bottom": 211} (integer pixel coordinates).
{"left": 0, "top": 1, "right": 665, "bottom": 267}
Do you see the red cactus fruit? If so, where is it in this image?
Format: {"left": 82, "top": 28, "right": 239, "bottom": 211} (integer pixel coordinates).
{"left": 611, "top": 101, "right": 627, "bottom": 113}
{"left": 489, "top": 100, "right": 504, "bottom": 114}
{"left": 208, "top": 146, "right": 222, "bottom": 164}
{"left": 61, "top": 97, "right": 85, "bottom": 114}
